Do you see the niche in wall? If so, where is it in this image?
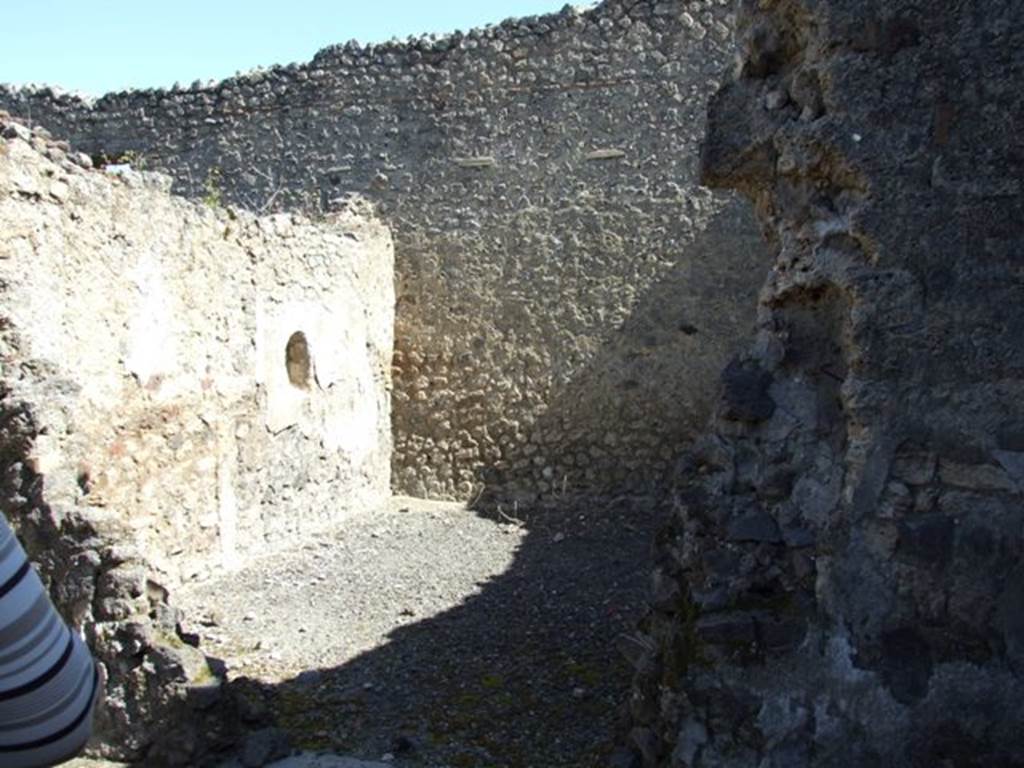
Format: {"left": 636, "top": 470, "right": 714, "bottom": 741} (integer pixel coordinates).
{"left": 286, "top": 331, "right": 312, "bottom": 389}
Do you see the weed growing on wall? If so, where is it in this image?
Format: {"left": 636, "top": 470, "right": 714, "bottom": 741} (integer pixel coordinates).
{"left": 203, "top": 167, "right": 224, "bottom": 208}
{"left": 119, "top": 149, "right": 148, "bottom": 170}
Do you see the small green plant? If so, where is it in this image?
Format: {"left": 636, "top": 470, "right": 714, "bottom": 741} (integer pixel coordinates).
{"left": 119, "top": 149, "right": 148, "bottom": 170}
{"left": 91, "top": 149, "right": 148, "bottom": 170}
{"left": 203, "top": 167, "right": 224, "bottom": 208}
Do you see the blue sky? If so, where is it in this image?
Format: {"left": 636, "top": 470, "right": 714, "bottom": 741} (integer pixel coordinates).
{"left": 2, "top": 1, "right": 575, "bottom": 96}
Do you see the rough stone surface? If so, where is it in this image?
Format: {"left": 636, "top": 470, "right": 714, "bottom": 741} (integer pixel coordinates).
{"left": 0, "top": 117, "right": 393, "bottom": 583}
{"left": 0, "top": 115, "right": 393, "bottom": 764}
{"left": 0, "top": 0, "right": 769, "bottom": 504}
{"left": 628, "top": 0, "right": 1024, "bottom": 765}
{"left": 239, "top": 728, "right": 291, "bottom": 767}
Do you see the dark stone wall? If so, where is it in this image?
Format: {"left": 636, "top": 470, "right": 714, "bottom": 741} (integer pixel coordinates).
{"left": 626, "top": 0, "right": 1024, "bottom": 765}
{"left": 0, "top": 0, "right": 769, "bottom": 505}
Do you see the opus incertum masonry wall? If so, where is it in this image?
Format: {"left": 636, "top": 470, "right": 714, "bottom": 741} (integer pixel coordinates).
{"left": 0, "top": 117, "right": 393, "bottom": 761}
{"left": 626, "top": 0, "right": 1024, "bottom": 765}
{"left": 1, "top": 0, "right": 770, "bottom": 505}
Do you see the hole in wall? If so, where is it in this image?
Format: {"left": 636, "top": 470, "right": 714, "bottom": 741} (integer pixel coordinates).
{"left": 285, "top": 331, "right": 312, "bottom": 390}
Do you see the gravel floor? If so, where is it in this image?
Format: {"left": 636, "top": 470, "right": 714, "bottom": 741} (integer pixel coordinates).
{"left": 170, "top": 493, "right": 662, "bottom": 767}
{"left": 177, "top": 498, "right": 526, "bottom": 684}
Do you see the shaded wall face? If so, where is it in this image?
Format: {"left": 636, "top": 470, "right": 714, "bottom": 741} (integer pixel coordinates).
{"left": 628, "top": 0, "right": 1024, "bottom": 765}
{"left": 0, "top": 134, "right": 394, "bottom": 583}
{"left": 0, "top": 0, "right": 770, "bottom": 503}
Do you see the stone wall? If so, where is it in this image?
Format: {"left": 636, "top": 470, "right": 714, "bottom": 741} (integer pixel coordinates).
{"left": 0, "top": 0, "right": 769, "bottom": 504}
{"left": 0, "top": 115, "right": 393, "bottom": 762}
{"left": 626, "top": 0, "right": 1024, "bottom": 765}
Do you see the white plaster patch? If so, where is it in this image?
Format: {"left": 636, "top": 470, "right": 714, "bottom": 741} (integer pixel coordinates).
{"left": 217, "top": 429, "right": 240, "bottom": 571}
{"left": 259, "top": 300, "right": 321, "bottom": 434}
{"left": 125, "top": 250, "right": 177, "bottom": 388}
{"left": 258, "top": 297, "right": 382, "bottom": 461}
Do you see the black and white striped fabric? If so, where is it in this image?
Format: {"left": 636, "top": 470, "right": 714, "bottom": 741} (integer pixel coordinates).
{"left": 0, "top": 515, "right": 98, "bottom": 768}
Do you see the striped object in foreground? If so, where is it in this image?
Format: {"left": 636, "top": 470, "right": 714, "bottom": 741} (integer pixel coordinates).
{"left": 0, "top": 515, "right": 99, "bottom": 768}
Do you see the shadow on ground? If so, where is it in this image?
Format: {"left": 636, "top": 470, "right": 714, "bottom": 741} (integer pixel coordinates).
{"left": 228, "top": 493, "right": 661, "bottom": 768}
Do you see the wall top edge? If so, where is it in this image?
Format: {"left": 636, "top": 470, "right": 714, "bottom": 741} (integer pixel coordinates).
{"left": 0, "top": 0, "right": 708, "bottom": 110}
